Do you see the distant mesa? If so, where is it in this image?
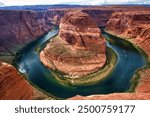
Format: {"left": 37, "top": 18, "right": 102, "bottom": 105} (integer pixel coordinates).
{"left": 40, "top": 11, "right": 106, "bottom": 77}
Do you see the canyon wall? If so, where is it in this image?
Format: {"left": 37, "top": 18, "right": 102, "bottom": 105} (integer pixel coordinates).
{"left": 45, "top": 6, "right": 150, "bottom": 27}
{"left": 1, "top": 6, "right": 149, "bottom": 63}
{"left": 106, "top": 11, "right": 150, "bottom": 56}
{"left": 40, "top": 11, "right": 106, "bottom": 77}
{"left": 0, "top": 10, "right": 52, "bottom": 63}
{"left": 46, "top": 8, "right": 113, "bottom": 27}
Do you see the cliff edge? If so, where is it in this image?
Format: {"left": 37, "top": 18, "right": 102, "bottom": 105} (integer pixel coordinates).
{"left": 0, "top": 61, "right": 49, "bottom": 100}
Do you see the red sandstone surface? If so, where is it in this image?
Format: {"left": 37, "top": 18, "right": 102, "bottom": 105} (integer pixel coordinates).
{"left": 69, "top": 93, "right": 150, "bottom": 100}
{"left": 0, "top": 61, "right": 33, "bottom": 99}
{"left": 40, "top": 11, "right": 106, "bottom": 77}
{"left": 106, "top": 11, "right": 150, "bottom": 46}
{"left": 0, "top": 61, "right": 48, "bottom": 100}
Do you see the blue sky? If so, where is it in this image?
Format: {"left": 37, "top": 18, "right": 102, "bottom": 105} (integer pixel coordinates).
{"left": 0, "top": 0, "right": 149, "bottom": 6}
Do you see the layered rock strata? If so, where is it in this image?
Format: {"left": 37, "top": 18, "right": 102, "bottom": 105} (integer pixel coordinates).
{"left": 106, "top": 11, "right": 150, "bottom": 56}
{"left": 106, "top": 11, "right": 150, "bottom": 95}
{"left": 0, "top": 10, "right": 52, "bottom": 63}
{"left": 40, "top": 11, "right": 106, "bottom": 77}
{"left": 46, "top": 6, "right": 150, "bottom": 27}
{"left": 0, "top": 61, "right": 48, "bottom": 100}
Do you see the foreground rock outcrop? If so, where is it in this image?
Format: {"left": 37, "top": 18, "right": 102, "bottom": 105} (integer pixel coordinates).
{"left": 0, "top": 61, "right": 48, "bottom": 100}
{"left": 69, "top": 93, "right": 150, "bottom": 100}
{"left": 40, "top": 11, "right": 106, "bottom": 77}
{"left": 0, "top": 10, "right": 52, "bottom": 63}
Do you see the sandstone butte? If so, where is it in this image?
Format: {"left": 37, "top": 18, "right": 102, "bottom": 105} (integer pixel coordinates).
{"left": 40, "top": 11, "right": 106, "bottom": 77}
{"left": 0, "top": 61, "right": 48, "bottom": 100}
{"left": 69, "top": 11, "right": 150, "bottom": 100}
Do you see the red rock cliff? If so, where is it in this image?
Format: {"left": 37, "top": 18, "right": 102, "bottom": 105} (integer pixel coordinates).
{"left": 0, "top": 61, "right": 48, "bottom": 100}
{"left": 46, "top": 6, "right": 150, "bottom": 27}
{"left": 46, "top": 8, "right": 113, "bottom": 27}
{"left": 106, "top": 11, "right": 150, "bottom": 58}
{"left": 98, "top": 10, "right": 150, "bottom": 100}
{"left": 0, "top": 10, "right": 52, "bottom": 63}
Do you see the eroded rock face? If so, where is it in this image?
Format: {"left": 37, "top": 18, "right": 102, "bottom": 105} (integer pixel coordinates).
{"left": 46, "top": 8, "right": 113, "bottom": 27}
{"left": 46, "top": 6, "right": 150, "bottom": 27}
{"left": 98, "top": 11, "right": 150, "bottom": 100}
{"left": 0, "top": 10, "right": 52, "bottom": 63}
{"left": 136, "top": 69, "right": 150, "bottom": 93}
{"left": 0, "top": 61, "right": 48, "bottom": 100}
{"left": 0, "top": 61, "right": 33, "bottom": 99}
{"left": 106, "top": 11, "right": 150, "bottom": 56}
{"left": 40, "top": 11, "right": 106, "bottom": 77}
{"left": 59, "top": 11, "right": 105, "bottom": 52}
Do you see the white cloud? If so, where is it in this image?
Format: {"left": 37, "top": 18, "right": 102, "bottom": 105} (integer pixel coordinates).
{"left": 1, "top": 0, "right": 148, "bottom": 6}
{"left": 3, "top": 0, "right": 96, "bottom": 6}
{"left": 129, "top": 0, "right": 150, "bottom": 3}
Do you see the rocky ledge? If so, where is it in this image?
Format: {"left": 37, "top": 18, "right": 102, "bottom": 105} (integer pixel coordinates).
{"left": 0, "top": 61, "right": 48, "bottom": 100}
{"left": 40, "top": 11, "right": 106, "bottom": 77}
{"left": 69, "top": 93, "right": 150, "bottom": 100}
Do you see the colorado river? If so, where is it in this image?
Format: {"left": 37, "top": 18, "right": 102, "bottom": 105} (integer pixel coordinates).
{"left": 16, "top": 28, "right": 146, "bottom": 99}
